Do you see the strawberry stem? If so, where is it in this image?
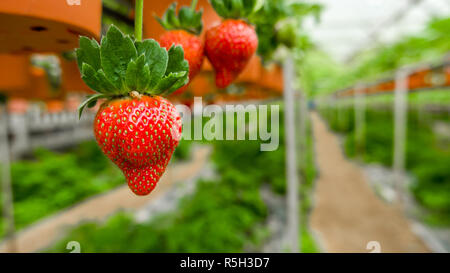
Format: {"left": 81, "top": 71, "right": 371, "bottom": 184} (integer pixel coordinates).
{"left": 191, "top": 0, "right": 198, "bottom": 11}
{"left": 135, "top": 0, "right": 144, "bottom": 41}
{"left": 130, "top": 91, "right": 143, "bottom": 100}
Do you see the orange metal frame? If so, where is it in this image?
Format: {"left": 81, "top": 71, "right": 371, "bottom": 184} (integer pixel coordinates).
{"left": 0, "top": 0, "right": 283, "bottom": 106}
{"left": 336, "top": 62, "right": 450, "bottom": 98}
{"left": 0, "top": 0, "right": 102, "bottom": 54}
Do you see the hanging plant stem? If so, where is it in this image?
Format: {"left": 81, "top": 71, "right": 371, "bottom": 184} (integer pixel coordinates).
{"left": 191, "top": 0, "right": 198, "bottom": 11}
{"left": 135, "top": 0, "right": 144, "bottom": 41}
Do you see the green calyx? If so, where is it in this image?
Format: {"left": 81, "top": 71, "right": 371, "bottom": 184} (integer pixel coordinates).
{"left": 76, "top": 25, "right": 189, "bottom": 118}
{"left": 210, "top": 0, "right": 264, "bottom": 19}
{"left": 157, "top": 3, "right": 203, "bottom": 35}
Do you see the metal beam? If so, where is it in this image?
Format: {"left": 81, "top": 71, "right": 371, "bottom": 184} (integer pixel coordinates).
{"left": 393, "top": 69, "right": 409, "bottom": 206}
{"left": 347, "top": 0, "right": 424, "bottom": 62}
{"left": 283, "top": 56, "right": 300, "bottom": 253}
{"left": 0, "top": 105, "right": 16, "bottom": 252}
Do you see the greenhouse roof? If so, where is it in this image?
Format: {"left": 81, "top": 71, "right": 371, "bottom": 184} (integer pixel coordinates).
{"left": 303, "top": 0, "right": 450, "bottom": 62}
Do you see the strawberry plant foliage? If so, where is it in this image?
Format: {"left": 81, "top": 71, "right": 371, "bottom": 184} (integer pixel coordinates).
{"left": 210, "top": 0, "right": 263, "bottom": 19}
{"left": 157, "top": 1, "right": 205, "bottom": 95}
{"left": 156, "top": 3, "right": 203, "bottom": 35}
{"left": 76, "top": 25, "right": 189, "bottom": 118}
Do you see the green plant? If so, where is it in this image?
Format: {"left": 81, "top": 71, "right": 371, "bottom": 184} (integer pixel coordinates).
{"left": 320, "top": 104, "right": 450, "bottom": 225}
{"left": 47, "top": 108, "right": 320, "bottom": 252}
{"left": 0, "top": 142, "right": 124, "bottom": 238}
{"left": 301, "top": 17, "right": 450, "bottom": 97}
{"left": 249, "top": 0, "right": 321, "bottom": 63}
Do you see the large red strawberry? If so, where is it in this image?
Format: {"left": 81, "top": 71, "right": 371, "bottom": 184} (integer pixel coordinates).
{"left": 157, "top": 2, "right": 204, "bottom": 95}
{"left": 76, "top": 25, "right": 189, "bottom": 196}
{"left": 205, "top": 0, "right": 261, "bottom": 89}
{"left": 94, "top": 93, "right": 181, "bottom": 195}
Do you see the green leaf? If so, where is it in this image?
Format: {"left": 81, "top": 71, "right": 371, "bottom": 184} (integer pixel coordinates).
{"left": 100, "top": 25, "right": 137, "bottom": 92}
{"left": 81, "top": 63, "right": 102, "bottom": 92}
{"left": 157, "top": 3, "right": 203, "bottom": 35}
{"left": 210, "top": 0, "right": 259, "bottom": 19}
{"left": 252, "top": 0, "right": 264, "bottom": 13}
{"left": 135, "top": 39, "right": 168, "bottom": 89}
{"left": 81, "top": 63, "right": 117, "bottom": 94}
{"left": 137, "top": 64, "right": 151, "bottom": 91}
{"left": 166, "top": 45, "right": 189, "bottom": 76}
{"left": 154, "top": 45, "right": 189, "bottom": 94}
{"left": 76, "top": 37, "right": 101, "bottom": 71}
{"left": 230, "top": 0, "right": 244, "bottom": 18}
{"left": 166, "top": 75, "right": 189, "bottom": 95}
{"left": 87, "top": 100, "right": 98, "bottom": 108}
{"left": 125, "top": 54, "right": 149, "bottom": 91}
{"left": 210, "top": 0, "right": 228, "bottom": 18}
{"left": 75, "top": 24, "right": 191, "bottom": 99}
{"left": 78, "top": 94, "right": 106, "bottom": 119}
{"left": 156, "top": 3, "right": 175, "bottom": 30}
{"left": 96, "top": 69, "right": 117, "bottom": 93}
{"left": 167, "top": 4, "right": 180, "bottom": 27}
{"left": 125, "top": 57, "right": 139, "bottom": 91}
{"left": 155, "top": 71, "right": 187, "bottom": 93}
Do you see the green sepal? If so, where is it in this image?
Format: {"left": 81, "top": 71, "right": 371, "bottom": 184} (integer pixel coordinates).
{"left": 147, "top": 45, "right": 190, "bottom": 94}
{"left": 96, "top": 69, "right": 117, "bottom": 93}
{"left": 75, "top": 24, "right": 190, "bottom": 118}
{"left": 100, "top": 25, "right": 137, "bottom": 92}
{"left": 125, "top": 54, "right": 148, "bottom": 91}
{"left": 156, "top": 3, "right": 203, "bottom": 35}
{"left": 166, "top": 45, "right": 189, "bottom": 77}
{"left": 210, "top": 0, "right": 262, "bottom": 19}
{"left": 80, "top": 63, "right": 102, "bottom": 92}
{"left": 76, "top": 37, "right": 101, "bottom": 71}
{"left": 81, "top": 63, "right": 116, "bottom": 94}
{"left": 155, "top": 71, "right": 187, "bottom": 94}
{"left": 165, "top": 75, "right": 190, "bottom": 96}
{"left": 135, "top": 39, "right": 168, "bottom": 89}
{"left": 138, "top": 64, "right": 151, "bottom": 91}
{"left": 77, "top": 94, "right": 107, "bottom": 119}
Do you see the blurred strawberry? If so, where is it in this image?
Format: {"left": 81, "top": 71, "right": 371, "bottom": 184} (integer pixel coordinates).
{"left": 157, "top": 2, "right": 204, "bottom": 95}
{"left": 205, "top": 0, "right": 261, "bottom": 89}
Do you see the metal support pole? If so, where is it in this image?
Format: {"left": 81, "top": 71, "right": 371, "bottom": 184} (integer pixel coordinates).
{"left": 298, "top": 91, "right": 308, "bottom": 170}
{"left": 283, "top": 56, "right": 299, "bottom": 252}
{"left": 337, "top": 99, "right": 344, "bottom": 130}
{"left": 354, "top": 85, "right": 366, "bottom": 156}
{"left": 297, "top": 89, "right": 308, "bottom": 253}
{"left": 393, "top": 70, "right": 409, "bottom": 205}
{"left": 0, "top": 104, "right": 16, "bottom": 252}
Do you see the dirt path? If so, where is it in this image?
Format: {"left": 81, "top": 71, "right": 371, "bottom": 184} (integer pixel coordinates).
{"left": 0, "top": 146, "right": 211, "bottom": 253}
{"left": 310, "top": 112, "right": 430, "bottom": 253}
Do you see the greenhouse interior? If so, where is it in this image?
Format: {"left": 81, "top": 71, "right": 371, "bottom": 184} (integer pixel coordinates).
{"left": 0, "top": 0, "right": 449, "bottom": 258}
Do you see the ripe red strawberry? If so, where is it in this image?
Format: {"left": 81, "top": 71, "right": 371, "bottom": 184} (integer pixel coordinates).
{"left": 205, "top": 19, "right": 258, "bottom": 89}
{"left": 159, "top": 30, "right": 204, "bottom": 95}
{"left": 157, "top": 2, "right": 204, "bottom": 95}
{"left": 94, "top": 94, "right": 182, "bottom": 195}
{"left": 76, "top": 25, "right": 189, "bottom": 196}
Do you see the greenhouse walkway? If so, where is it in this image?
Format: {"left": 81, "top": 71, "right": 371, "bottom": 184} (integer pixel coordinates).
{"left": 0, "top": 146, "right": 211, "bottom": 253}
{"left": 309, "top": 112, "right": 430, "bottom": 253}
